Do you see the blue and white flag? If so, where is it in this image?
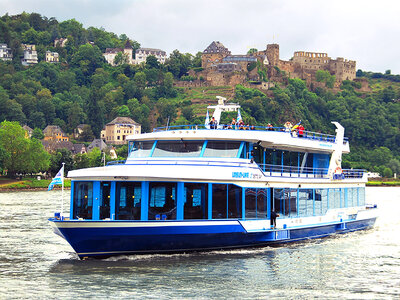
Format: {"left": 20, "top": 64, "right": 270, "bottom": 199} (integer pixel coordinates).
{"left": 205, "top": 110, "right": 210, "bottom": 125}
{"left": 205, "top": 110, "right": 210, "bottom": 129}
{"left": 48, "top": 165, "right": 64, "bottom": 191}
{"left": 237, "top": 109, "right": 242, "bottom": 122}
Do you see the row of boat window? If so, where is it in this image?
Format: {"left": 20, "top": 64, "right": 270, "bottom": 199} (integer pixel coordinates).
{"left": 72, "top": 181, "right": 365, "bottom": 221}
{"left": 128, "top": 140, "right": 329, "bottom": 171}
{"left": 129, "top": 140, "right": 241, "bottom": 158}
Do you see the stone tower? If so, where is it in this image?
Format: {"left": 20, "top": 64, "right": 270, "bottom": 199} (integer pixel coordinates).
{"left": 266, "top": 44, "right": 279, "bottom": 66}
{"left": 123, "top": 40, "right": 133, "bottom": 64}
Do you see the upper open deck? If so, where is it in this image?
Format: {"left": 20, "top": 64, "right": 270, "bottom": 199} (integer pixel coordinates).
{"left": 126, "top": 124, "right": 350, "bottom": 154}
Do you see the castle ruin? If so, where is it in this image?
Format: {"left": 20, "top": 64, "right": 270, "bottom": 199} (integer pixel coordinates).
{"left": 193, "top": 41, "right": 356, "bottom": 88}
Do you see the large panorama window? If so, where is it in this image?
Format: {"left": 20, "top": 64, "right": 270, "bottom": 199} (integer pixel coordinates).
{"left": 129, "top": 140, "right": 242, "bottom": 158}
{"left": 153, "top": 141, "right": 203, "bottom": 157}
{"left": 129, "top": 141, "right": 154, "bottom": 158}
{"left": 203, "top": 141, "right": 241, "bottom": 158}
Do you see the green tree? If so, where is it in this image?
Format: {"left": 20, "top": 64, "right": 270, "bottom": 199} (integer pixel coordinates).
{"left": 49, "top": 148, "right": 74, "bottom": 175}
{"left": 0, "top": 87, "right": 26, "bottom": 123}
{"left": 247, "top": 48, "right": 258, "bottom": 55}
{"left": 156, "top": 97, "right": 177, "bottom": 125}
{"left": 87, "top": 147, "right": 102, "bottom": 167}
{"left": 70, "top": 44, "right": 104, "bottom": 76}
{"left": 0, "top": 121, "right": 28, "bottom": 177}
{"left": 114, "top": 52, "right": 130, "bottom": 66}
{"left": 181, "top": 106, "right": 193, "bottom": 121}
{"left": 31, "top": 127, "right": 44, "bottom": 139}
{"left": 0, "top": 121, "right": 48, "bottom": 177}
{"left": 382, "top": 167, "right": 393, "bottom": 178}
{"left": 145, "top": 55, "right": 160, "bottom": 69}
{"left": 0, "top": 143, "right": 10, "bottom": 171}
{"left": 22, "top": 27, "right": 39, "bottom": 44}
{"left": 26, "top": 138, "right": 50, "bottom": 173}
{"left": 388, "top": 158, "right": 400, "bottom": 176}
{"left": 73, "top": 152, "right": 91, "bottom": 169}
{"left": 77, "top": 125, "right": 95, "bottom": 142}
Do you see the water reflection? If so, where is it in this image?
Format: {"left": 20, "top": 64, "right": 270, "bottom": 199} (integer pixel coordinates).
{"left": 0, "top": 188, "right": 399, "bottom": 299}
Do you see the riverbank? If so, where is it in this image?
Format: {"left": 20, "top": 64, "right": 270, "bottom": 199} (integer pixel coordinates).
{"left": 0, "top": 177, "right": 71, "bottom": 192}
{"left": 366, "top": 180, "right": 400, "bottom": 186}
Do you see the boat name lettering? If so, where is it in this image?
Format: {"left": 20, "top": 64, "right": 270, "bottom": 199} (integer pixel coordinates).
{"left": 232, "top": 172, "right": 249, "bottom": 178}
{"left": 232, "top": 172, "right": 262, "bottom": 179}
{"left": 319, "top": 143, "right": 333, "bottom": 148}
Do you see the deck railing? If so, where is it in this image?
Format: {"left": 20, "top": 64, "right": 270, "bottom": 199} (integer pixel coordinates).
{"left": 258, "top": 164, "right": 365, "bottom": 179}
{"left": 106, "top": 160, "right": 365, "bottom": 179}
{"left": 152, "top": 124, "right": 347, "bottom": 144}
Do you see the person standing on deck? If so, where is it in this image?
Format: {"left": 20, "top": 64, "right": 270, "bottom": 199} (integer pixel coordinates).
{"left": 270, "top": 211, "right": 279, "bottom": 229}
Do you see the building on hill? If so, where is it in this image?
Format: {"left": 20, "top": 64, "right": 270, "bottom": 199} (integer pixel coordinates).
{"left": 87, "top": 139, "right": 117, "bottom": 159}
{"left": 54, "top": 38, "right": 68, "bottom": 48}
{"left": 21, "top": 44, "right": 38, "bottom": 66}
{"left": 195, "top": 41, "right": 356, "bottom": 88}
{"left": 201, "top": 41, "right": 231, "bottom": 69}
{"left": 88, "top": 139, "right": 108, "bottom": 151}
{"left": 43, "top": 125, "right": 69, "bottom": 142}
{"left": 101, "top": 117, "right": 141, "bottom": 145}
{"left": 74, "top": 124, "right": 93, "bottom": 140}
{"left": 41, "top": 140, "right": 86, "bottom": 155}
{"left": 134, "top": 48, "right": 167, "bottom": 65}
{"left": 259, "top": 44, "right": 356, "bottom": 84}
{"left": 45, "top": 51, "right": 59, "bottom": 63}
{"left": 103, "top": 41, "right": 133, "bottom": 66}
{"left": 0, "top": 44, "right": 13, "bottom": 61}
{"left": 23, "top": 125, "right": 33, "bottom": 138}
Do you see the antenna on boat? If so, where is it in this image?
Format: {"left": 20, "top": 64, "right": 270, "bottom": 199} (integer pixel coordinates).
{"left": 166, "top": 116, "right": 170, "bottom": 130}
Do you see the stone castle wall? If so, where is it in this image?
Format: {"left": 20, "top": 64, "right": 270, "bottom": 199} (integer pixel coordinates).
{"left": 193, "top": 41, "right": 357, "bottom": 89}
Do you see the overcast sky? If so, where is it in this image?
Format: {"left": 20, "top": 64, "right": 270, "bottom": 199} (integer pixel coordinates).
{"left": 2, "top": 0, "right": 399, "bottom": 74}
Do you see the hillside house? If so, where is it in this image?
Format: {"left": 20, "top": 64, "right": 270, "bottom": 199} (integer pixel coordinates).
{"left": 103, "top": 41, "right": 133, "bottom": 66}
{"left": 54, "top": 38, "right": 68, "bottom": 48}
{"left": 21, "top": 44, "right": 38, "bottom": 66}
{"left": 135, "top": 48, "right": 167, "bottom": 65}
{"left": 45, "top": 51, "right": 59, "bottom": 63}
{"left": 23, "top": 125, "right": 33, "bottom": 138}
{"left": 0, "top": 44, "right": 13, "bottom": 61}
{"left": 101, "top": 117, "right": 141, "bottom": 145}
{"left": 43, "top": 125, "right": 69, "bottom": 142}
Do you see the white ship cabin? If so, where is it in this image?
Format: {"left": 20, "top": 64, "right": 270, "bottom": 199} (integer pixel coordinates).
{"left": 67, "top": 121, "right": 367, "bottom": 224}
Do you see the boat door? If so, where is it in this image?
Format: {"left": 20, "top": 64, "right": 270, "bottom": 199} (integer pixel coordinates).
{"left": 251, "top": 143, "right": 264, "bottom": 165}
{"left": 100, "top": 182, "right": 111, "bottom": 219}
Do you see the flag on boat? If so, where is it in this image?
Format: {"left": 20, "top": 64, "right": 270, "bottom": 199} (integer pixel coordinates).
{"left": 237, "top": 109, "right": 242, "bottom": 122}
{"left": 292, "top": 120, "right": 301, "bottom": 131}
{"left": 205, "top": 110, "right": 209, "bottom": 125}
{"left": 205, "top": 109, "right": 210, "bottom": 129}
{"left": 48, "top": 165, "right": 64, "bottom": 191}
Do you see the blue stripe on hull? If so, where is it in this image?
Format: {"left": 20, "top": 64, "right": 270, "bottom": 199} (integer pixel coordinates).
{"left": 51, "top": 218, "right": 376, "bottom": 259}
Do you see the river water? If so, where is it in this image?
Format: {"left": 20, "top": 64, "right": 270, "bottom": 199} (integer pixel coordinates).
{"left": 0, "top": 187, "right": 399, "bottom": 299}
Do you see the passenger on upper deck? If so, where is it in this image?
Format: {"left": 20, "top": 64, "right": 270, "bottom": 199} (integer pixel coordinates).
{"left": 298, "top": 124, "right": 305, "bottom": 137}
{"left": 267, "top": 123, "right": 274, "bottom": 131}
{"left": 284, "top": 121, "right": 293, "bottom": 132}
{"left": 209, "top": 117, "right": 217, "bottom": 129}
{"left": 229, "top": 118, "right": 236, "bottom": 129}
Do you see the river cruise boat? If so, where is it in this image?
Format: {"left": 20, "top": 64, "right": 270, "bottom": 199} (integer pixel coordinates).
{"left": 49, "top": 100, "right": 377, "bottom": 259}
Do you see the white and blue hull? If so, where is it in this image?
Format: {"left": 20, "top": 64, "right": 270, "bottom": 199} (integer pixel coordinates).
{"left": 50, "top": 214, "right": 376, "bottom": 259}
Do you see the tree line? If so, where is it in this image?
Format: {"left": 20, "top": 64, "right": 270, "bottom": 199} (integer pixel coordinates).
{"left": 0, "top": 12, "right": 399, "bottom": 178}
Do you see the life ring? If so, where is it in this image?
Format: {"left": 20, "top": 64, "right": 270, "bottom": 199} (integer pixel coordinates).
{"left": 334, "top": 167, "right": 342, "bottom": 174}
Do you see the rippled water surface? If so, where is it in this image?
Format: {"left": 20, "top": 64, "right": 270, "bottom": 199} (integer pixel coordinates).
{"left": 0, "top": 187, "right": 399, "bottom": 299}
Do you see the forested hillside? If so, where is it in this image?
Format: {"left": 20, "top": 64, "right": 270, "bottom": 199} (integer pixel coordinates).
{"left": 0, "top": 12, "right": 399, "bottom": 177}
